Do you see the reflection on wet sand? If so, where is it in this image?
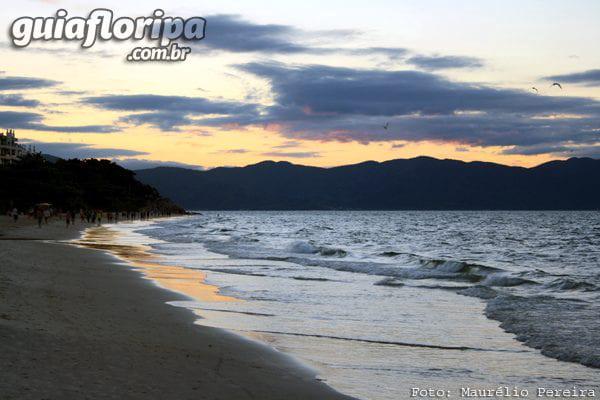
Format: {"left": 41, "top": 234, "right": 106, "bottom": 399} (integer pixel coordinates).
{"left": 73, "top": 226, "right": 237, "bottom": 303}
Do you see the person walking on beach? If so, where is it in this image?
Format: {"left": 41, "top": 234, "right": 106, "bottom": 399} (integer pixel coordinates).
{"left": 36, "top": 209, "right": 43, "bottom": 228}
{"left": 11, "top": 207, "right": 18, "bottom": 222}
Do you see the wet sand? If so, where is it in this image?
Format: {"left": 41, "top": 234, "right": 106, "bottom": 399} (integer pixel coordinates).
{"left": 0, "top": 216, "right": 353, "bottom": 399}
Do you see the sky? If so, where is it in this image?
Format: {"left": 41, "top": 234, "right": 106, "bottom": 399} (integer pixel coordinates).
{"left": 1, "top": 0, "right": 600, "bottom": 170}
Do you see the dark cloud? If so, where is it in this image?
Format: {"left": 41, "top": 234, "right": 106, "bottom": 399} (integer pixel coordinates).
{"left": 118, "top": 111, "right": 195, "bottom": 132}
{"left": 261, "top": 151, "right": 321, "bottom": 158}
{"left": 502, "top": 143, "right": 600, "bottom": 158}
{"left": 0, "top": 76, "right": 58, "bottom": 91}
{"left": 407, "top": 55, "right": 484, "bottom": 70}
{"left": 226, "top": 62, "right": 600, "bottom": 151}
{"left": 198, "top": 15, "right": 406, "bottom": 58}
{"left": 115, "top": 158, "right": 204, "bottom": 170}
{"left": 0, "top": 110, "right": 119, "bottom": 133}
{"left": 201, "top": 14, "right": 309, "bottom": 53}
{"left": 0, "top": 94, "right": 40, "bottom": 107}
{"left": 76, "top": 61, "right": 600, "bottom": 156}
{"left": 545, "top": 69, "right": 600, "bottom": 86}
{"left": 83, "top": 94, "right": 259, "bottom": 131}
{"left": 83, "top": 94, "right": 254, "bottom": 113}
{"left": 238, "top": 62, "right": 599, "bottom": 117}
{"left": 20, "top": 140, "right": 147, "bottom": 159}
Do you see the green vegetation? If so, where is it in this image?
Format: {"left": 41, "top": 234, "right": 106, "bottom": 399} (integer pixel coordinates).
{"left": 0, "top": 154, "right": 184, "bottom": 214}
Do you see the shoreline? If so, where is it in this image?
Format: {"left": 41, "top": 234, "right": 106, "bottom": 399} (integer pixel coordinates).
{"left": 0, "top": 216, "right": 354, "bottom": 399}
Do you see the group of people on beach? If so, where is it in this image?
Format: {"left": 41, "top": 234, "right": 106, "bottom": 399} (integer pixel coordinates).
{"left": 6, "top": 207, "right": 173, "bottom": 228}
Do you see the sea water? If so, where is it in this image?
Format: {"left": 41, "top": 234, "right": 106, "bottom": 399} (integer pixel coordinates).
{"left": 108, "top": 211, "right": 600, "bottom": 399}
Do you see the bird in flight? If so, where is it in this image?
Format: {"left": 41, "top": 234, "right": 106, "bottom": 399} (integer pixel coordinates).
{"left": 551, "top": 82, "right": 563, "bottom": 90}
{"left": 383, "top": 122, "right": 389, "bottom": 130}
{"left": 531, "top": 87, "right": 539, "bottom": 93}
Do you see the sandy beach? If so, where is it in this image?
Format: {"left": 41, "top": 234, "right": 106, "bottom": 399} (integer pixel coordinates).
{"left": 0, "top": 216, "right": 353, "bottom": 400}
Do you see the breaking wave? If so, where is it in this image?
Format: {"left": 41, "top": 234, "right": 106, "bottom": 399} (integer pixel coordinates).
{"left": 288, "top": 240, "right": 347, "bottom": 257}
{"left": 486, "top": 295, "right": 600, "bottom": 368}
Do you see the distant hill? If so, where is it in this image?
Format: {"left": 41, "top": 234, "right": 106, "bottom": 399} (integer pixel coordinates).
{"left": 133, "top": 156, "right": 600, "bottom": 210}
{"left": 0, "top": 154, "right": 184, "bottom": 214}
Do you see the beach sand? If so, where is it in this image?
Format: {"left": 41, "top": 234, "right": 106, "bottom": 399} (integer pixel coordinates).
{"left": 0, "top": 216, "right": 353, "bottom": 399}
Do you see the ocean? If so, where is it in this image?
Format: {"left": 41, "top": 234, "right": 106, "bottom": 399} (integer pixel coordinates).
{"left": 107, "top": 211, "right": 600, "bottom": 399}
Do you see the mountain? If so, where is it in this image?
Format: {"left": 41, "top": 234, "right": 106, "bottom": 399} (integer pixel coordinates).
{"left": 0, "top": 154, "right": 185, "bottom": 214}
{"left": 134, "top": 156, "right": 600, "bottom": 210}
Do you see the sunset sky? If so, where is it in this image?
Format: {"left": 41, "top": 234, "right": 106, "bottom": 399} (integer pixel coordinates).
{"left": 1, "top": 0, "right": 600, "bottom": 170}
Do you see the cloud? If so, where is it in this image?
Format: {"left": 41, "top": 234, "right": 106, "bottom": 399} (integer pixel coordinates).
{"left": 406, "top": 55, "right": 484, "bottom": 70}
{"left": 197, "top": 15, "right": 407, "bottom": 58}
{"left": 118, "top": 111, "right": 196, "bottom": 132}
{"left": 0, "top": 94, "right": 40, "bottom": 107}
{"left": 83, "top": 94, "right": 259, "bottom": 131}
{"left": 0, "top": 110, "right": 119, "bottom": 133}
{"left": 214, "top": 149, "right": 249, "bottom": 154}
{"left": 115, "top": 158, "right": 204, "bottom": 170}
{"left": 261, "top": 151, "right": 321, "bottom": 158}
{"left": 343, "top": 47, "right": 409, "bottom": 60}
{"left": 2, "top": 42, "right": 117, "bottom": 59}
{"left": 239, "top": 62, "right": 599, "bottom": 118}
{"left": 200, "top": 14, "right": 311, "bottom": 54}
{"left": 0, "top": 76, "right": 58, "bottom": 91}
{"left": 502, "top": 143, "right": 600, "bottom": 158}
{"left": 55, "top": 90, "right": 89, "bottom": 96}
{"left": 545, "top": 69, "right": 600, "bottom": 87}
{"left": 20, "top": 140, "right": 147, "bottom": 159}
{"left": 273, "top": 140, "right": 302, "bottom": 148}
{"left": 224, "top": 62, "right": 600, "bottom": 152}
{"left": 77, "top": 61, "right": 600, "bottom": 156}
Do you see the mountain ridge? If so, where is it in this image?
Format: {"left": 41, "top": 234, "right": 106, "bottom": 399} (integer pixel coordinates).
{"left": 134, "top": 156, "right": 600, "bottom": 210}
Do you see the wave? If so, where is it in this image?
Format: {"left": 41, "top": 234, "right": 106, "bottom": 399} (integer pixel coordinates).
{"left": 292, "top": 276, "right": 331, "bottom": 282}
{"left": 288, "top": 241, "right": 347, "bottom": 257}
{"left": 204, "top": 268, "right": 268, "bottom": 277}
{"left": 481, "top": 274, "right": 537, "bottom": 287}
{"left": 375, "top": 278, "right": 471, "bottom": 291}
{"left": 380, "top": 251, "right": 402, "bottom": 257}
{"left": 486, "top": 294, "right": 600, "bottom": 369}
{"left": 374, "top": 259, "right": 503, "bottom": 284}
{"left": 544, "top": 278, "right": 597, "bottom": 292}
{"left": 374, "top": 277, "right": 404, "bottom": 287}
{"left": 194, "top": 307, "right": 275, "bottom": 317}
{"left": 249, "top": 330, "right": 526, "bottom": 353}
{"left": 138, "top": 216, "right": 600, "bottom": 371}
{"left": 458, "top": 286, "right": 498, "bottom": 299}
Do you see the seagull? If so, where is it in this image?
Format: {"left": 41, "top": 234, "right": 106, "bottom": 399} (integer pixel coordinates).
{"left": 551, "top": 82, "right": 563, "bottom": 90}
{"left": 383, "top": 122, "right": 389, "bottom": 130}
{"left": 531, "top": 87, "right": 539, "bottom": 93}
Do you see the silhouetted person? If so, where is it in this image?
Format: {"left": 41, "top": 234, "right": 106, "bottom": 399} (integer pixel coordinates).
{"left": 36, "top": 209, "right": 43, "bottom": 228}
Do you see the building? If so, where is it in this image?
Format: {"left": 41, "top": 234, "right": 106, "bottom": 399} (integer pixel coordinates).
{"left": 0, "top": 129, "right": 31, "bottom": 165}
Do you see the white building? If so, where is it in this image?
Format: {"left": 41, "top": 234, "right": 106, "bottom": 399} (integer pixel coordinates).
{"left": 0, "top": 129, "right": 31, "bottom": 165}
